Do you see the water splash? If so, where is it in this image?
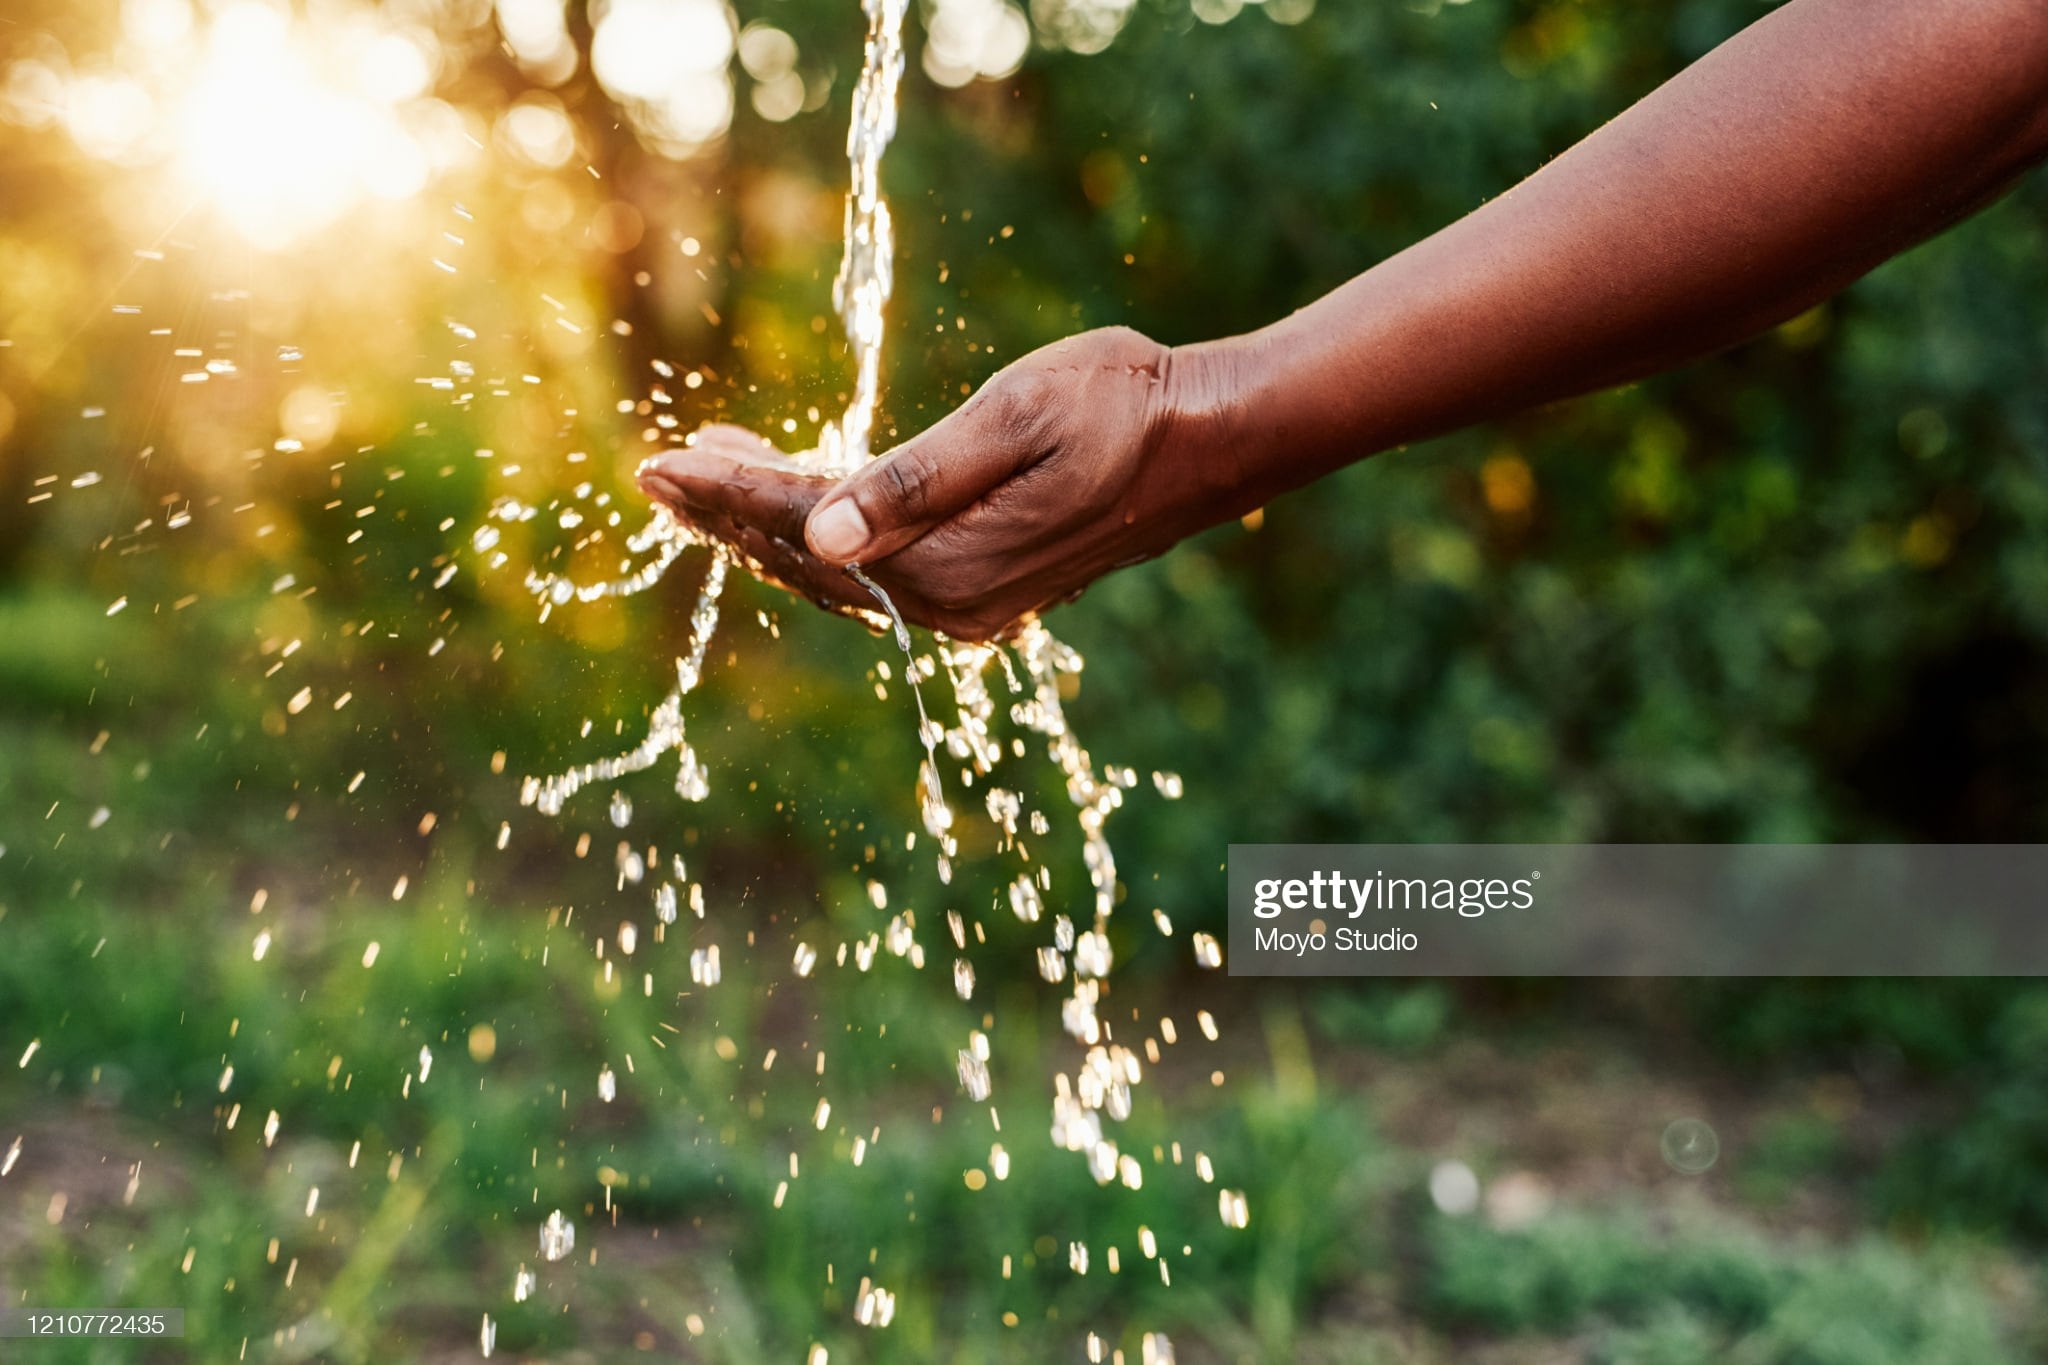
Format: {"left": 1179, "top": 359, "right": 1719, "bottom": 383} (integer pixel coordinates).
{"left": 538, "top": 1209, "right": 575, "bottom": 1262}
{"left": 814, "top": 0, "right": 910, "bottom": 476}
{"left": 848, "top": 561, "right": 958, "bottom": 875}
{"left": 516, "top": 549, "right": 726, "bottom": 815}
{"left": 502, "top": 0, "right": 916, "bottom": 806}
{"left": 485, "top": 0, "right": 1221, "bottom": 1348}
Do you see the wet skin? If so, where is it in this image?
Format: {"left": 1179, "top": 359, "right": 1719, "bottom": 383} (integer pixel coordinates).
{"left": 641, "top": 0, "right": 2048, "bottom": 643}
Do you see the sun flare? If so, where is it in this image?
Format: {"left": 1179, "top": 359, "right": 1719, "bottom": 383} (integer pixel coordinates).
{"left": 52, "top": 0, "right": 468, "bottom": 249}
{"left": 171, "top": 5, "right": 437, "bottom": 246}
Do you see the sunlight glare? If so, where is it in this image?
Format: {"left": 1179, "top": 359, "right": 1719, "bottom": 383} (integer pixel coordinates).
{"left": 590, "top": 0, "right": 736, "bottom": 156}
{"left": 64, "top": 74, "right": 156, "bottom": 163}
{"left": 165, "top": 3, "right": 440, "bottom": 248}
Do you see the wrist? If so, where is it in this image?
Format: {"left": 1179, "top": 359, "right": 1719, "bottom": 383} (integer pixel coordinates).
{"left": 1155, "top": 331, "right": 1285, "bottom": 519}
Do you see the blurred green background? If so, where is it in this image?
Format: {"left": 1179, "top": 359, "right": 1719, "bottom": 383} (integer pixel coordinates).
{"left": 4, "top": 0, "right": 2048, "bottom": 1360}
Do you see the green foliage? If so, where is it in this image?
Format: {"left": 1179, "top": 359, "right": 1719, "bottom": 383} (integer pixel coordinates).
{"left": 1428, "top": 1210, "right": 2019, "bottom": 1364}
{"left": 1311, "top": 983, "right": 1455, "bottom": 1053}
{"left": 3, "top": 0, "right": 2048, "bottom": 1358}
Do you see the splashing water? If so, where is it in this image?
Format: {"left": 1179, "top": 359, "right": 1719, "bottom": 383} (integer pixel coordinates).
{"left": 853, "top": 1277, "right": 898, "bottom": 1328}
{"left": 815, "top": 0, "right": 909, "bottom": 478}
{"left": 538, "top": 1209, "right": 575, "bottom": 1262}
{"left": 514, "top": 531, "right": 725, "bottom": 815}
{"left": 483, "top": 0, "right": 1232, "bottom": 1347}
{"left": 506, "top": 0, "right": 915, "bottom": 812}
{"left": 846, "top": 561, "right": 958, "bottom": 872}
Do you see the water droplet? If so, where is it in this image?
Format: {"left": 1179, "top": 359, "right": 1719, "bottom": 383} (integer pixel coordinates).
{"left": 1661, "top": 1117, "right": 1719, "bottom": 1174}
{"left": 957, "top": 1048, "right": 991, "bottom": 1101}
{"left": 538, "top": 1209, "right": 575, "bottom": 1261}
{"left": 1007, "top": 874, "right": 1042, "bottom": 923}
{"left": 1218, "top": 1188, "right": 1250, "bottom": 1228}
{"left": 853, "top": 1279, "right": 896, "bottom": 1328}
{"left": 1074, "top": 931, "right": 1112, "bottom": 978}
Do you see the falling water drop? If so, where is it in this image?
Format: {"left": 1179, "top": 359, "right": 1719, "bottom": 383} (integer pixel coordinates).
{"left": 1218, "top": 1188, "right": 1250, "bottom": 1228}
{"left": 853, "top": 1278, "right": 897, "bottom": 1328}
{"left": 538, "top": 1209, "right": 575, "bottom": 1262}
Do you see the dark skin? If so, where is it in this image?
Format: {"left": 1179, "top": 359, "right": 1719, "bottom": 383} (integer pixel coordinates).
{"left": 639, "top": 0, "right": 2048, "bottom": 643}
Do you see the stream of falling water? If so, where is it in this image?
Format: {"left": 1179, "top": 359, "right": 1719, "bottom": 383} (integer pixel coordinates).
{"left": 484, "top": 1, "right": 1238, "bottom": 1352}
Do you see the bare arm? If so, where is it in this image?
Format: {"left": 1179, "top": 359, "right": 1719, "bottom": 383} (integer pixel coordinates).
{"left": 1189, "top": 0, "right": 2048, "bottom": 496}
{"left": 641, "top": 0, "right": 2048, "bottom": 641}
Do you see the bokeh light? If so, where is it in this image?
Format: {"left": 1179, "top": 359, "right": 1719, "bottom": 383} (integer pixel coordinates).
{"left": 6, "top": 2, "right": 2048, "bottom": 1361}
{"left": 1030, "top": 0, "right": 1138, "bottom": 56}
{"left": 168, "top": 3, "right": 443, "bottom": 246}
{"left": 13, "top": 0, "right": 466, "bottom": 248}
{"left": 922, "top": 0, "right": 1030, "bottom": 88}
{"left": 738, "top": 22, "right": 807, "bottom": 121}
{"left": 495, "top": 0, "right": 578, "bottom": 84}
{"left": 590, "top": 0, "right": 737, "bottom": 156}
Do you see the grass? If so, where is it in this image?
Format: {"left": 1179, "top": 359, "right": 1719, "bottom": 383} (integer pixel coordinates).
{"left": 3, "top": 575, "right": 2046, "bottom": 1364}
{"left": 6, "top": 867, "right": 2044, "bottom": 1362}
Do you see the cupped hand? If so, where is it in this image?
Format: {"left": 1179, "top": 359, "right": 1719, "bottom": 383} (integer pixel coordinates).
{"left": 637, "top": 326, "right": 1243, "bottom": 642}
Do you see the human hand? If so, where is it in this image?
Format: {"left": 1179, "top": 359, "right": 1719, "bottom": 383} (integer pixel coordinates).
{"left": 637, "top": 326, "right": 1248, "bottom": 642}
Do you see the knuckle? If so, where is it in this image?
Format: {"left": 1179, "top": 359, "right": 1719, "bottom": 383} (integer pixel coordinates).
{"left": 774, "top": 484, "right": 812, "bottom": 536}
{"left": 1089, "top": 324, "right": 1157, "bottom": 366}
{"left": 871, "top": 454, "right": 931, "bottom": 522}
{"left": 985, "top": 368, "right": 1055, "bottom": 442}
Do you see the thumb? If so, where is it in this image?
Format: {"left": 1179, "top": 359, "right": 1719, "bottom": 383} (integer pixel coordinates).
{"left": 805, "top": 384, "right": 1038, "bottom": 564}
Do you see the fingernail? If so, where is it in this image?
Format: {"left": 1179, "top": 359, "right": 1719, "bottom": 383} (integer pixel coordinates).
{"left": 808, "top": 499, "right": 870, "bottom": 560}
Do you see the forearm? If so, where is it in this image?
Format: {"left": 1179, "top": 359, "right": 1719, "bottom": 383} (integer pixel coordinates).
{"left": 1171, "top": 0, "right": 2048, "bottom": 506}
